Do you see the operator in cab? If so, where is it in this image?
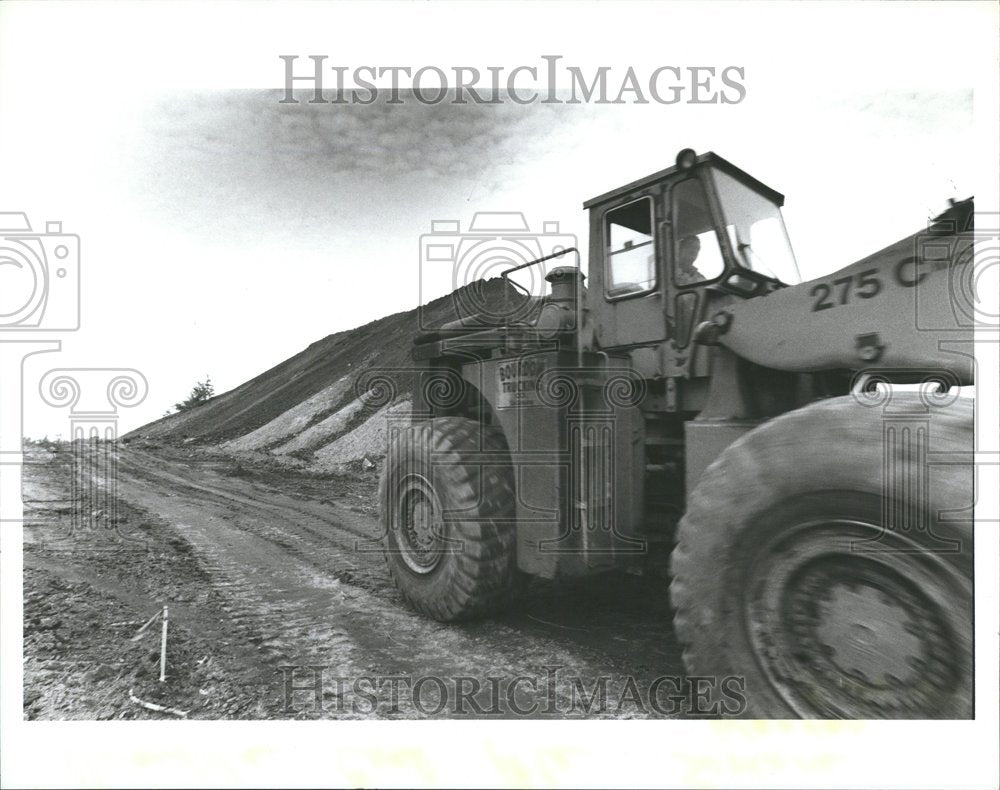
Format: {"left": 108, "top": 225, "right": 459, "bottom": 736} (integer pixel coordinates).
{"left": 676, "top": 234, "right": 705, "bottom": 285}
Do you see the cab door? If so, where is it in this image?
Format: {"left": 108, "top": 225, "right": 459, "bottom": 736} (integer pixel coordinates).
{"left": 666, "top": 173, "right": 729, "bottom": 351}
{"left": 595, "top": 190, "right": 670, "bottom": 348}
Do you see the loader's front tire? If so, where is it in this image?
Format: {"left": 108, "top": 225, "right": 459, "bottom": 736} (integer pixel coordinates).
{"left": 380, "top": 417, "right": 519, "bottom": 621}
{"left": 671, "top": 394, "right": 973, "bottom": 718}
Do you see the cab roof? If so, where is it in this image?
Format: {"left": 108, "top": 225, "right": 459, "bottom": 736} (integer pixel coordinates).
{"left": 582, "top": 151, "right": 785, "bottom": 210}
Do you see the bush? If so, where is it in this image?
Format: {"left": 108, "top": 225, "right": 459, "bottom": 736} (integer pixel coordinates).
{"left": 169, "top": 376, "right": 215, "bottom": 415}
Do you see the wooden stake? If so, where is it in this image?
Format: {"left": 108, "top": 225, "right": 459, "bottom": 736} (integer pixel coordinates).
{"left": 159, "top": 605, "right": 168, "bottom": 682}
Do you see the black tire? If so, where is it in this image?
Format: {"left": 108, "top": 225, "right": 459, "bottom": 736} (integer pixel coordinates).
{"left": 380, "top": 416, "right": 519, "bottom": 621}
{"left": 671, "top": 393, "right": 974, "bottom": 718}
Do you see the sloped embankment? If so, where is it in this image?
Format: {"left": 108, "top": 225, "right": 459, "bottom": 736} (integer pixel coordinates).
{"left": 125, "top": 279, "right": 520, "bottom": 471}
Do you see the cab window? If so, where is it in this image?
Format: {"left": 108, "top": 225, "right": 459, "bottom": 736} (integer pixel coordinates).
{"left": 672, "top": 178, "right": 725, "bottom": 286}
{"left": 712, "top": 168, "right": 800, "bottom": 284}
{"left": 605, "top": 197, "right": 655, "bottom": 298}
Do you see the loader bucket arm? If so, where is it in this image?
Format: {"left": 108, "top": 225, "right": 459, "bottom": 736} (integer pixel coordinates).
{"left": 705, "top": 204, "right": 976, "bottom": 385}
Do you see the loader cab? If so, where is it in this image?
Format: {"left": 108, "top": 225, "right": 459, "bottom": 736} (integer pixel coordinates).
{"left": 585, "top": 150, "right": 800, "bottom": 354}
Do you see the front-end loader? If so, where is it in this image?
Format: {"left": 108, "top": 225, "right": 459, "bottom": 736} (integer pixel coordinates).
{"left": 379, "top": 150, "right": 976, "bottom": 718}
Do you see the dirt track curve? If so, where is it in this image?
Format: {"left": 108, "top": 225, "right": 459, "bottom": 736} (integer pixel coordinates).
{"left": 24, "top": 445, "right": 688, "bottom": 719}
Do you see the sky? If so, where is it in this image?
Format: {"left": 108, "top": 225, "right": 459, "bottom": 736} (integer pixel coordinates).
{"left": 0, "top": 2, "right": 995, "bottom": 438}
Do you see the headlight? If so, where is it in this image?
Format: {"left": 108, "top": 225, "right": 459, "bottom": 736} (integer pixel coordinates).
{"left": 675, "top": 148, "right": 697, "bottom": 170}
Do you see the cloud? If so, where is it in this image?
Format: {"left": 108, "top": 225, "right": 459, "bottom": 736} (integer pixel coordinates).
{"left": 124, "top": 90, "right": 593, "bottom": 246}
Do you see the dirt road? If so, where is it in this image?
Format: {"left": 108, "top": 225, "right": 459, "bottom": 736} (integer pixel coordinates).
{"left": 23, "top": 443, "right": 693, "bottom": 719}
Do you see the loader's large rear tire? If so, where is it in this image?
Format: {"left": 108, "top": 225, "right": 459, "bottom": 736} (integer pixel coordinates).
{"left": 671, "top": 394, "right": 973, "bottom": 718}
{"left": 380, "top": 417, "right": 519, "bottom": 621}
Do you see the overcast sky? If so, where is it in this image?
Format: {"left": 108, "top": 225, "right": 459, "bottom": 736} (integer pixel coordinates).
{"left": 1, "top": 2, "right": 995, "bottom": 437}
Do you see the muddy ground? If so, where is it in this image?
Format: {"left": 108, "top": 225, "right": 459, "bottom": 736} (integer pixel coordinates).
{"left": 22, "top": 442, "right": 697, "bottom": 720}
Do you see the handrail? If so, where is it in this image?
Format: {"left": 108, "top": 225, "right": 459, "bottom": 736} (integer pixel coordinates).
{"left": 499, "top": 246, "right": 580, "bottom": 281}
{"left": 499, "top": 246, "right": 583, "bottom": 362}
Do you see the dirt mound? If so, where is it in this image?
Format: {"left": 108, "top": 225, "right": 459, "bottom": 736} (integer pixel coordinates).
{"left": 311, "top": 399, "right": 412, "bottom": 472}
{"left": 220, "top": 371, "right": 359, "bottom": 454}
{"left": 126, "top": 279, "right": 522, "bottom": 468}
